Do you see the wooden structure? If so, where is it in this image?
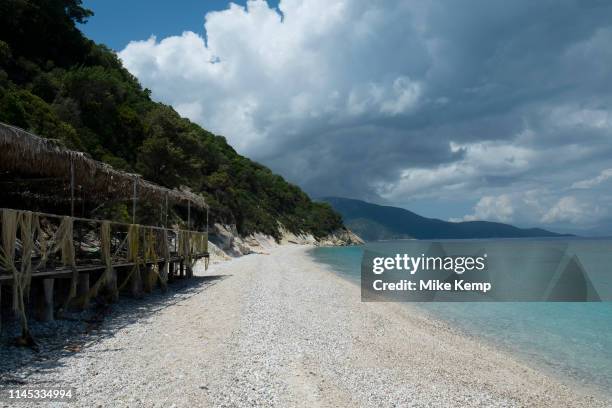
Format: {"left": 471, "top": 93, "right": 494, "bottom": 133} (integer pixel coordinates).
{"left": 0, "top": 122, "right": 207, "bottom": 215}
{"left": 0, "top": 122, "right": 210, "bottom": 339}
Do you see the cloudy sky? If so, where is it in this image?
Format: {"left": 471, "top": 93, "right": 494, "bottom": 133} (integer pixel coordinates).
{"left": 82, "top": 0, "right": 612, "bottom": 235}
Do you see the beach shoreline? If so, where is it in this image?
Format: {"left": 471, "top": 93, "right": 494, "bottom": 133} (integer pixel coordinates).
{"left": 307, "top": 245, "right": 612, "bottom": 403}
{"left": 2, "top": 245, "right": 609, "bottom": 407}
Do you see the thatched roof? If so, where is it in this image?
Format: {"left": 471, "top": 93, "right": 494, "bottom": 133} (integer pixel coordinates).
{"left": 0, "top": 122, "right": 208, "bottom": 209}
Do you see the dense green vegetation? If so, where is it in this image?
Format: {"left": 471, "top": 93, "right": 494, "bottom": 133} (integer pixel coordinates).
{"left": 0, "top": 0, "right": 343, "bottom": 239}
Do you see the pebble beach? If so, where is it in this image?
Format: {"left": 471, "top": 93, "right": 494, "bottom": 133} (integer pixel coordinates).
{"left": 1, "top": 245, "right": 609, "bottom": 407}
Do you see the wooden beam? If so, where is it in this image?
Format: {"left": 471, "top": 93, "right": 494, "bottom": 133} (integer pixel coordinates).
{"left": 0, "top": 177, "right": 65, "bottom": 184}
{"left": 0, "top": 257, "right": 187, "bottom": 282}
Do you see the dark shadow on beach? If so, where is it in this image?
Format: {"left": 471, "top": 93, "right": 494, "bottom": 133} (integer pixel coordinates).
{"left": 0, "top": 273, "right": 229, "bottom": 385}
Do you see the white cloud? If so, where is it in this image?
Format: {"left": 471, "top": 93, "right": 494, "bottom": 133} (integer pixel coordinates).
{"left": 549, "top": 107, "right": 612, "bottom": 130}
{"left": 377, "top": 140, "right": 535, "bottom": 200}
{"left": 571, "top": 168, "right": 612, "bottom": 189}
{"left": 451, "top": 191, "right": 607, "bottom": 229}
{"left": 119, "top": 0, "right": 424, "bottom": 156}
{"left": 347, "top": 77, "right": 421, "bottom": 117}
{"left": 460, "top": 195, "right": 514, "bottom": 223}
{"left": 541, "top": 196, "right": 589, "bottom": 224}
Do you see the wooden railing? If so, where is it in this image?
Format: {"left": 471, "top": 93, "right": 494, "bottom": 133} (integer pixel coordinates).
{"left": 0, "top": 208, "right": 210, "bottom": 338}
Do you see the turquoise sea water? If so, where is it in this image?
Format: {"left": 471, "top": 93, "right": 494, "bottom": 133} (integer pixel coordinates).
{"left": 310, "top": 244, "right": 612, "bottom": 398}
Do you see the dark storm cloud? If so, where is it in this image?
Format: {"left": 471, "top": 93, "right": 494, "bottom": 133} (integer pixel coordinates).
{"left": 119, "top": 0, "right": 612, "bottom": 231}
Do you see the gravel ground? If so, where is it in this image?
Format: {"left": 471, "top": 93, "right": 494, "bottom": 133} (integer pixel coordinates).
{"left": 1, "top": 245, "right": 609, "bottom": 407}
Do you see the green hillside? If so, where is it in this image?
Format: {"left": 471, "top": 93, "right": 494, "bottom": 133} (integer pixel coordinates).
{"left": 322, "top": 197, "right": 569, "bottom": 241}
{"left": 0, "top": 0, "right": 343, "bottom": 239}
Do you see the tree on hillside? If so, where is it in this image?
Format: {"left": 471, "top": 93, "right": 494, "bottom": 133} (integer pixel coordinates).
{"left": 0, "top": 0, "right": 344, "bottom": 239}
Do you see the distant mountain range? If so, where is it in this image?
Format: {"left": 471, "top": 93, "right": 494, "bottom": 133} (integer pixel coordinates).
{"left": 320, "top": 197, "right": 569, "bottom": 241}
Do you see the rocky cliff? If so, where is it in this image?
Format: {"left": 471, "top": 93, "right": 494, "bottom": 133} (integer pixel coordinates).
{"left": 208, "top": 223, "right": 363, "bottom": 262}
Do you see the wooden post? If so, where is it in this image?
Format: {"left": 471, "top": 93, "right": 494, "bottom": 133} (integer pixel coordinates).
{"left": 157, "top": 261, "right": 166, "bottom": 292}
{"left": 78, "top": 186, "right": 84, "bottom": 257}
{"left": 132, "top": 177, "right": 138, "bottom": 224}
{"left": 70, "top": 159, "right": 75, "bottom": 217}
{"left": 106, "top": 268, "right": 118, "bottom": 301}
{"left": 41, "top": 278, "right": 54, "bottom": 322}
{"left": 76, "top": 273, "right": 90, "bottom": 309}
{"left": 164, "top": 194, "right": 168, "bottom": 228}
{"left": 81, "top": 185, "right": 85, "bottom": 217}
{"left": 205, "top": 205, "right": 209, "bottom": 263}
{"left": 187, "top": 201, "right": 192, "bottom": 278}
{"left": 187, "top": 200, "right": 191, "bottom": 230}
{"left": 164, "top": 195, "right": 170, "bottom": 282}
{"left": 130, "top": 269, "right": 143, "bottom": 298}
{"left": 169, "top": 261, "right": 175, "bottom": 281}
{"left": 143, "top": 265, "right": 154, "bottom": 293}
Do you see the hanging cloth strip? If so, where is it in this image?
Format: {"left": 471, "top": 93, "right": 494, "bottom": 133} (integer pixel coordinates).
{"left": 160, "top": 228, "right": 170, "bottom": 289}
{"left": 0, "top": 210, "right": 47, "bottom": 338}
{"left": 143, "top": 226, "right": 161, "bottom": 290}
{"left": 58, "top": 216, "right": 77, "bottom": 313}
{"left": 0, "top": 210, "right": 25, "bottom": 336}
{"left": 84, "top": 221, "right": 115, "bottom": 301}
{"left": 118, "top": 224, "right": 141, "bottom": 291}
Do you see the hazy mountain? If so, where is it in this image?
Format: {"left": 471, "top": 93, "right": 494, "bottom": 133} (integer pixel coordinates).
{"left": 321, "top": 197, "right": 569, "bottom": 241}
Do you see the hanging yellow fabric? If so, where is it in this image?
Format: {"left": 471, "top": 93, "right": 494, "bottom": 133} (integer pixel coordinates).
{"left": 101, "top": 221, "right": 113, "bottom": 289}
{"left": 35, "top": 215, "right": 48, "bottom": 270}
{"left": 0, "top": 210, "right": 37, "bottom": 338}
{"left": 32, "top": 215, "right": 72, "bottom": 271}
{"left": 0, "top": 210, "right": 24, "bottom": 335}
{"left": 18, "top": 212, "right": 33, "bottom": 302}
{"left": 160, "top": 228, "right": 170, "bottom": 288}
{"left": 144, "top": 227, "right": 157, "bottom": 265}
{"left": 0, "top": 209, "right": 18, "bottom": 271}
{"left": 118, "top": 224, "right": 140, "bottom": 291}
{"left": 180, "top": 230, "right": 193, "bottom": 275}
{"left": 143, "top": 226, "right": 163, "bottom": 290}
{"left": 86, "top": 221, "right": 114, "bottom": 300}
{"left": 59, "top": 216, "right": 77, "bottom": 312}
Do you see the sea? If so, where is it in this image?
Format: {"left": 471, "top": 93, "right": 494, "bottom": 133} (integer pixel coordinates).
{"left": 310, "top": 243, "right": 612, "bottom": 398}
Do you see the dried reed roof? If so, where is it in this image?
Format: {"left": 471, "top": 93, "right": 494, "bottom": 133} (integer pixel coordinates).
{"left": 0, "top": 122, "right": 208, "bottom": 209}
